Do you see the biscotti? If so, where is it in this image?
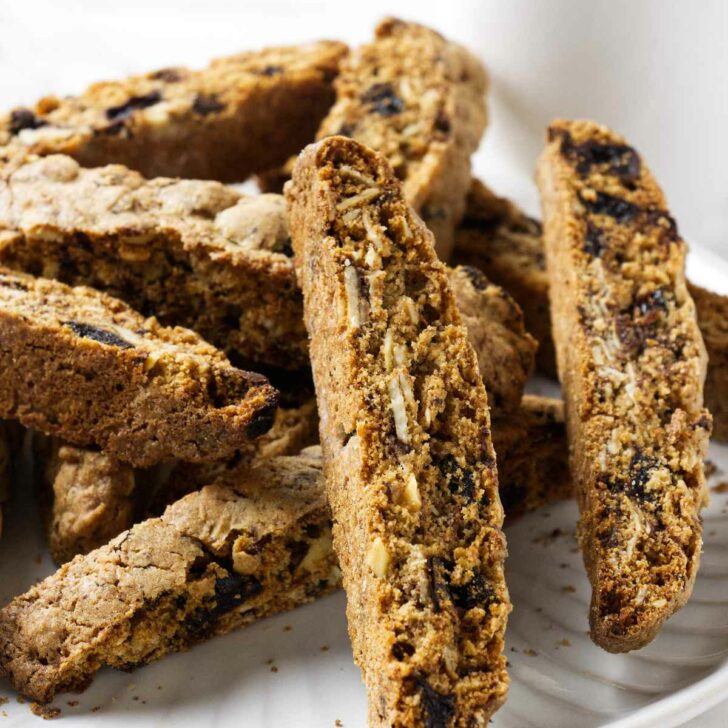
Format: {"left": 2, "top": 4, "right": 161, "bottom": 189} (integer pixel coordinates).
{"left": 316, "top": 18, "right": 487, "bottom": 258}
{"left": 537, "top": 119, "right": 710, "bottom": 652}
{"left": 493, "top": 395, "right": 572, "bottom": 517}
{"left": 288, "top": 137, "right": 509, "bottom": 726}
{"left": 0, "top": 154, "right": 307, "bottom": 369}
{"left": 687, "top": 283, "right": 728, "bottom": 441}
{"left": 454, "top": 179, "right": 728, "bottom": 440}
{"left": 0, "top": 41, "right": 347, "bottom": 182}
{"left": 453, "top": 179, "right": 554, "bottom": 374}
{"left": 0, "top": 451, "right": 338, "bottom": 704}
{"left": 0, "top": 267, "right": 277, "bottom": 467}
{"left": 449, "top": 265, "right": 536, "bottom": 413}
{"left": 34, "top": 436, "right": 139, "bottom": 565}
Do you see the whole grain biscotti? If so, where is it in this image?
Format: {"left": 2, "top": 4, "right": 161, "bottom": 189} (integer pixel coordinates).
{"left": 453, "top": 179, "right": 555, "bottom": 374}
{"left": 0, "top": 41, "right": 346, "bottom": 182}
{"left": 687, "top": 283, "right": 728, "bottom": 442}
{"left": 493, "top": 395, "right": 572, "bottom": 517}
{"left": 536, "top": 119, "right": 711, "bottom": 652}
{"left": 287, "top": 137, "right": 509, "bottom": 726}
{"left": 454, "top": 179, "right": 728, "bottom": 441}
{"left": 0, "top": 451, "right": 339, "bottom": 704}
{"left": 315, "top": 18, "right": 487, "bottom": 258}
{"left": 449, "top": 265, "right": 536, "bottom": 413}
{"left": 0, "top": 154, "right": 307, "bottom": 369}
{"left": 33, "top": 435, "right": 139, "bottom": 565}
{"left": 0, "top": 267, "right": 277, "bottom": 467}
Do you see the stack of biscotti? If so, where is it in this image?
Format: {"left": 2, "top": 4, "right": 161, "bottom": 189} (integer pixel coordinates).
{"left": 453, "top": 177, "right": 728, "bottom": 442}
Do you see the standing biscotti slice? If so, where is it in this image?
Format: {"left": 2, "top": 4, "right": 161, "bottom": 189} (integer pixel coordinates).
{"left": 0, "top": 154, "right": 306, "bottom": 369}
{"left": 0, "top": 41, "right": 347, "bottom": 182}
{"left": 0, "top": 451, "right": 339, "bottom": 704}
{"left": 0, "top": 267, "right": 276, "bottom": 467}
{"left": 316, "top": 18, "right": 487, "bottom": 258}
{"left": 536, "top": 119, "right": 710, "bottom": 652}
{"left": 287, "top": 137, "right": 509, "bottom": 726}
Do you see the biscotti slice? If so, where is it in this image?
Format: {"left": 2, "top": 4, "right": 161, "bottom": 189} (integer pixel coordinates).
{"left": 33, "top": 435, "right": 139, "bottom": 565}
{"left": 453, "top": 179, "right": 555, "bottom": 374}
{"left": 0, "top": 154, "right": 307, "bottom": 369}
{"left": 287, "top": 137, "right": 509, "bottom": 726}
{"left": 448, "top": 265, "right": 536, "bottom": 412}
{"left": 0, "top": 267, "right": 276, "bottom": 467}
{"left": 687, "top": 283, "right": 728, "bottom": 442}
{"left": 0, "top": 451, "right": 338, "bottom": 704}
{"left": 316, "top": 17, "right": 487, "bottom": 258}
{"left": 493, "top": 395, "right": 571, "bottom": 516}
{"left": 0, "top": 41, "right": 346, "bottom": 182}
{"left": 536, "top": 119, "right": 711, "bottom": 652}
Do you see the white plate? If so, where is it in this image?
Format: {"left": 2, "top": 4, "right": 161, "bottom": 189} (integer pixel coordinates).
{"left": 0, "top": 247, "right": 726, "bottom": 727}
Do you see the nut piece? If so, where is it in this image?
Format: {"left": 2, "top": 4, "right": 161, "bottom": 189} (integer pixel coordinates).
{"left": 403, "top": 472, "right": 422, "bottom": 511}
{"left": 344, "top": 263, "right": 362, "bottom": 328}
{"left": 232, "top": 547, "right": 261, "bottom": 575}
{"left": 298, "top": 532, "right": 334, "bottom": 573}
{"left": 388, "top": 375, "right": 410, "bottom": 444}
{"left": 366, "top": 536, "right": 390, "bottom": 578}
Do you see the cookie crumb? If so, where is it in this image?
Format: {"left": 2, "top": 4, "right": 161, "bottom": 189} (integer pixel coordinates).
{"left": 30, "top": 703, "right": 61, "bottom": 720}
{"left": 283, "top": 625, "right": 293, "bottom": 632}
{"left": 524, "top": 648, "right": 538, "bottom": 657}
{"left": 0, "top": 698, "right": 7, "bottom": 707}
{"left": 66, "top": 700, "right": 79, "bottom": 707}
{"left": 335, "top": 720, "right": 343, "bottom": 727}
{"left": 320, "top": 645, "right": 330, "bottom": 652}
{"left": 557, "top": 638, "right": 571, "bottom": 647}
{"left": 562, "top": 585, "right": 576, "bottom": 593}
{"left": 711, "top": 481, "right": 728, "bottom": 494}
{"left": 91, "top": 706, "right": 101, "bottom": 713}
{"left": 270, "top": 666, "right": 279, "bottom": 673}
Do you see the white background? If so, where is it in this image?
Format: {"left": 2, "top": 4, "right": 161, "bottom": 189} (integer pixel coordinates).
{"left": 0, "top": 1, "right": 726, "bottom": 725}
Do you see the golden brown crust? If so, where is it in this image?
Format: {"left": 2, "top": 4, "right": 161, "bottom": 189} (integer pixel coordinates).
{"left": 537, "top": 119, "right": 710, "bottom": 652}
{"left": 0, "top": 41, "right": 347, "bottom": 182}
{"left": 316, "top": 18, "right": 487, "bottom": 258}
{"left": 0, "top": 452, "right": 339, "bottom": 704}
{"left": 288, "top": 136, "right": 509, "bottom": 727}
{"left": 0, "top": 267, "right": 277, "bottom": 467}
